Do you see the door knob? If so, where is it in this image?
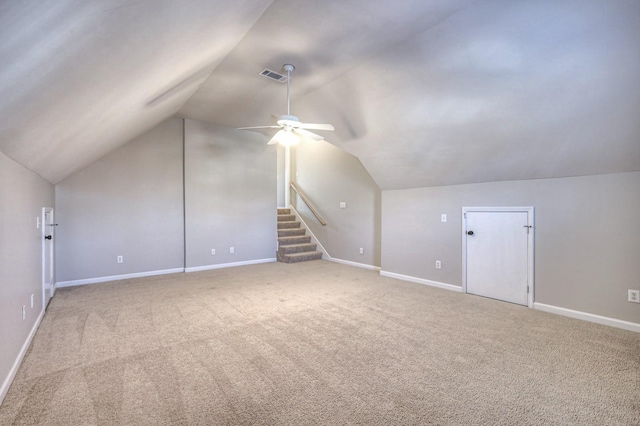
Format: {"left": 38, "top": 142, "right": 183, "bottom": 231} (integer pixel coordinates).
{"left": 44, "top": 235, "right": 52, "bottom": 240}
{"left": 467, "top": 231, "right": 474, "bottom": 236}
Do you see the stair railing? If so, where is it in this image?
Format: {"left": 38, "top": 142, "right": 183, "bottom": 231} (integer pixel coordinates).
{"left": 290, "top": 182, "right": 327, "bottom": 226}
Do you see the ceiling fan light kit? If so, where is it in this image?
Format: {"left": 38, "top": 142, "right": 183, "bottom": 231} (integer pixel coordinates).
{"left": 239, "top": 64, "right": 334, "bottom": 146}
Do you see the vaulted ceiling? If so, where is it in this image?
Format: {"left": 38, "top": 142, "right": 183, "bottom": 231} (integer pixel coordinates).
{"left": 1, "top": 0, "right": 639, "bottom": 189}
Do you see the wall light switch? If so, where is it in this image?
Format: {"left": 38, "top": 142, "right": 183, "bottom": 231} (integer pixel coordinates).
{"left": 359, "top": 248, "right": 364, "bottom": 255}
{"left": 340, "top": 202, "right": 346, "bottom": 209}
{"left": 211, "top": 249, "right": 216, "bottom": 255}
{"left": 441, "top": 214, "right": 447, "bottom": 223}
{"left": 30, "top": 294, "right": 34, "bottom": 308}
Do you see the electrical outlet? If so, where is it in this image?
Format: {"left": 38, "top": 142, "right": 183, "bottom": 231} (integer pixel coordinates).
{"left": 629, "top": 290, "right": 640, "bottom": 303}
{"left": 359, "top": 247, "right": 364, "bottom": 255}
{"left": 211, "top": 249, "right": 216, "bottom": 255}
{"left": 441, "top": 214, "right": 447, "bottom": 223}
{"left": 117, "top": 255, "right": 123, "bottom": 264}
{"left": 229, "top": 247, "right": 234, "bottom": 254}
{"left": 22, "top": 305, "right": 26, "bottom": 320}
{"left": 339, "top": 202, "right": 346, "bottom": 209}
{"left": 435, "top": 260, "right": 441, "bottom": 269}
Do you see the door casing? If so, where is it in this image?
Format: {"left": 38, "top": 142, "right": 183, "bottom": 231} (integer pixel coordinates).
{"left": 461, "top": 206, "right": 535, "bottom": 308}
{"left": 42, "top": 207, "right": 55, "bottom": 308}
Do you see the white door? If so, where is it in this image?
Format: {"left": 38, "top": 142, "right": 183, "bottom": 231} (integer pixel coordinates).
{"left": 463, "top": 208, "right": 533, "bottom": 307}
{"left": 42, "top": 207, "right": 55, "bottom": 307}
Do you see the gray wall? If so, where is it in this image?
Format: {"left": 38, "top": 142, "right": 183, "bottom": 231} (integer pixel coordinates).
{"left": 0, "top": 151, "right": 54, "bottom": 401}
{"left": 382, "top": 172, "right": 640, "bottom": 324}
{"left": 55, "top": 118, "right": 184, "bottom": 282}
{"left": 184, "top": 119, "right": 277, "bottom": 268}
{"left": 292, "top": 140, "right": 381, "bottom": 267}
{"left": 55, "top": 117, "right": 278, "bottom": 280}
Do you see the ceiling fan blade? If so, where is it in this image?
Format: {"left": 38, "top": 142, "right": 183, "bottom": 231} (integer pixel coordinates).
{"left": 267, "top": 130, "right": 285, "bottom": 145}
{"left": 294, "top": 128, "right": 324, "bottom": 141}
{"left": 238, "top": 125, "right": 281, "bottom": 130}
{"left": 295, "top": 122, "right": 334, "bottom": 131}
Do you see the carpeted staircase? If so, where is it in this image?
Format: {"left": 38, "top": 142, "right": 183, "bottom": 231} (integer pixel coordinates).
{"left": 277, "top": 208, "right": 323, "bottom": 263}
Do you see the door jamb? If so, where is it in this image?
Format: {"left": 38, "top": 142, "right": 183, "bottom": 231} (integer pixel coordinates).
{"left": 42, "top": 207, "right": 55, "bottom": 308}
{"left": 461, "top": 206, "right": 535, "bottom": 308}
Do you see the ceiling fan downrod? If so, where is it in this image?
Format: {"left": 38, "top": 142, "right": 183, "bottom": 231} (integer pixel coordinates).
{"left": 283, "top": 64, "right": 295, "bottom": 116}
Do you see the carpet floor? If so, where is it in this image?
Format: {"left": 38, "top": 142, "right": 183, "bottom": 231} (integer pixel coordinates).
{"left": 1, "top": 260, "right": 639, "bottom": 425}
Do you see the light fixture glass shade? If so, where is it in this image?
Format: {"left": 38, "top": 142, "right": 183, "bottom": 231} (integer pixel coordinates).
{"left": 278, "top": 129, "right": 299, "bottom": 146}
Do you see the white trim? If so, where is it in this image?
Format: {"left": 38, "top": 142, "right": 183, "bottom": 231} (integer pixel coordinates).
{"left": 462, "top": 206, "right": 535, "bottom": 308}
{"left": 41, "top": 207, "right": 54, "bottom": 307}
{"left": 1, "top": 308, "right": 45, "bottom": 405}
{"left": 534, "top": 303, "right": 640, "bottom": 333}
{"left": 380, "top": 270, "right": 462, "bottom": 293}
{"left": 56, "top": 268, "right": 185, "bottom": 288}
{"left": 328, "top": 257, "right": 381, "bottom": 272}
{"left": 284, "top": 146, "right": 291, "bottom": 207}
{"left": 185, "top": 258, "right": 276, "bottom": 273}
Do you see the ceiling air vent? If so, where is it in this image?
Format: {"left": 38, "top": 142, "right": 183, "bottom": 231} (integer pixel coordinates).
{"left": 259, "top": 68, "right": 288, "bottom": 83}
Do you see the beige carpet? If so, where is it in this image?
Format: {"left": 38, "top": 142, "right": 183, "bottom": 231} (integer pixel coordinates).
{"left": 1, "top": 260, "right": 638, "bottom": 425}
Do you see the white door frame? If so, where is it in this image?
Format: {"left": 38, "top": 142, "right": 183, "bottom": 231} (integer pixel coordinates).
{"left": 42, "top": 207, "right": 55, "bottom": 308}
{"left": 284, "top": 145, "right": 291, "bottom": 207}
{"left": 462, "top": 207, "right": 535, "bottom": 308}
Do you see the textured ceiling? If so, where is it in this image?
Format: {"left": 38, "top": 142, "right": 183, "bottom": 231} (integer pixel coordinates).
{"left": 1, "top": 0, "right": 639, "bottom": 188}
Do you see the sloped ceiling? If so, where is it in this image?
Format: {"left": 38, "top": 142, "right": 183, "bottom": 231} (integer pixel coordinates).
{"left": 0, "top": 0, "right": 272, "bottom": 184}
{"left": 2, "top": 0, "right": 639, "bottom": 189}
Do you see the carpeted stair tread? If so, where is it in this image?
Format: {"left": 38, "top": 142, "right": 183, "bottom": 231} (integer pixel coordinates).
{"left": 277, "top": 214, "right": 295, "bottom": 222}
{"left": 277, "top": 221, "right": 301, "bottom": 229}
{"left": 278, "top": 235, "right": 311, "bottom": 245}
{"left": 275, "top": 208, "right": 320, "bottom": 263}
{"left": 278, "top": 243, "right": 317, "bottom": 254}
{"left": 278, "top": 228, "right": 306, "bottom": 237}
{"left": 281, "top": 251, "right": 323, "bottom": 263}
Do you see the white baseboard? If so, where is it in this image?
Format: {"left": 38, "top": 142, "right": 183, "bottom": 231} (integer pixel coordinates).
{"left": 1, "top": 308, "right": 45, "bottom": 405}
{"left": 288, "top": 204, "right": 380, "bottom": 272}
{"left": 56, "top": 268, "right": 185, "bottom": 288}
{"left": 380, "top": 270, "right": 462, "bottom": 293}
{"left": 534, "top": 303, "right": 640, "bottom": 333}
{"left": 328, "top": 257, "right": 380, "bottom": 272}
{"left": 185, "top": 258, "right": 276, "bottom": 273}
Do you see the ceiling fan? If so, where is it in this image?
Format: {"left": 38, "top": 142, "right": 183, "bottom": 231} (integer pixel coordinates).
{"left": 238, "top": 64, "right": 334, "bottom": 146}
